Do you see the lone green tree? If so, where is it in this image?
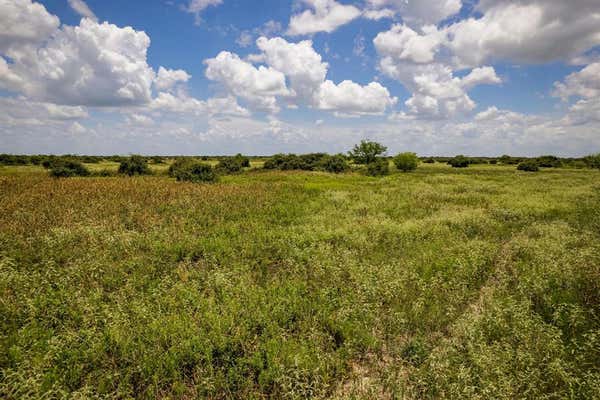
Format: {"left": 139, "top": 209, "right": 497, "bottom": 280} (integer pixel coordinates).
{"left": 349, "top": 140, "right": 387, "bottom": 164}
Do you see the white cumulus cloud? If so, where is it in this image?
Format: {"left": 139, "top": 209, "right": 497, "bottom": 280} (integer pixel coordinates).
{"left": 287, "top": 0, "right": 361, "bottom": 36}
{"left": 67, "top": 0, "right": 97, "bottom": 21}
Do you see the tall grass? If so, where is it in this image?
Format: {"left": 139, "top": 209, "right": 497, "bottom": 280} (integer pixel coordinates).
{"left": 0, "top": 165, "right": 598, "bottom": 399}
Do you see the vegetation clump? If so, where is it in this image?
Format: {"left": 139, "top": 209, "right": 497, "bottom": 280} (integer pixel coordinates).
{"left": 216, "top": 154, "right": 250, "bottom": 174}
{"left": 173, "top": 161, "right": 218, "bottom": 183}
{"left": 118, "top": 155, "right": 151, "bottom": 176}
{"left": 584, "top": 153, "right": 600, "bottom": 169}
{"left": 536, "top": 155, "right": 562, "bottom": 168}
{"left": 517, "top": 161, "right": 540, "bottom": 172}
{"left": 393, "top": 152, "right": 419, "bottom": 172}
{"left": 448, "top": 155, "right": 470, "bottom": 168}
{"left": 263, "top": 153, "right": 328, "bottom": 171}
{"left": 366, "top": 158, "right": 390, "bottom": 176}
{"left": 348, "top": 140, "right": 387, "bottom": 164}
{"left": 49, "top": 160, "right": 90, "bottom": 177}
{"left": 320, "top": 154, "right": 349, "bottom": 173}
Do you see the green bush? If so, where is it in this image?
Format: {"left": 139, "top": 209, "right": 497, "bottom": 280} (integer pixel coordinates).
{"left": 517, "top": 161, "right": 539, "bottom": 172}
{"left": 536, "top": 155, "right": 562, "bottom": 168}
{"left": 320, "top": 154, "right": 349, "bottom": 173}
{"left": 448, "top": 155, "right": 470, "bottom": 168}
{"left": 366, "top": 158, "right": 389, "bottom": 176}
{"left": 263, "top": 153, "right": 328, "bottom": 171}
{"left": 235, "top": 153, "right": 251, "bottom": 168}
{"left": 393, "top": 152, "right": 419, "bottom": 172}
{"left": 49, "top": 161, "right": 90, "bottom": 178}
{"left": 216, "top": 157, "right": 245, "bottom": 174}
{"left": 168, "top": 158, "right": 193, "bottom": 178}
{"left": 422, "top": 157, "right": 435, "bottom": 164}
{"left": 349, "top": 140, "right": 387, "bottom": 164}
{"left": 173, "top": 162, "right": 218, "bottom": 183}
{"left": 118, "top": 155, "right": 150, "bottom": 176}
{"left": 0, "top": 154, "right": 29, "bottom": 165}
{"left": 584, "top": 153, "right": 600, "bottom": 169}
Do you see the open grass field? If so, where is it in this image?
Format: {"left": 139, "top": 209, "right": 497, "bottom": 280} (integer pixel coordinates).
{"left": 1, "top": 164, "right": 599, "bottom": 399}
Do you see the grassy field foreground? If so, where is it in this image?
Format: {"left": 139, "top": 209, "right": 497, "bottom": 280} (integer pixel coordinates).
{"left": 1, "top": 165, "right": 599, "bottom": 399}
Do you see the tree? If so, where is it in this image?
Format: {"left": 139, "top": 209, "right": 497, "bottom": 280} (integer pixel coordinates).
{"left": 173, "top": 162, "right": 218, "bottom": 183}
{"left": 536, "top": 155, "right": 562, "bottom": 168}
{"left": 118, "top": 155, "right": 150, "bottom": 176}
{"left": 349, "top": 140, "right": 387, "bottom": 164}
{"left": 584, "top": 153, "right": 600, "bottom": 169}
{"left": 393, "top": 152, "right": 419, "bottom": 172}
{"left": 366, "top": 158, "right": 390, "bottom": 176}
{"left": 517, "top": 161, "right": 539, "bottom": 172}
{"left": 448, "top": 155, "right": 470, "bottom": 168}
{"left": 320, "top": 154, "right": 349, "bottom": 173}
{"left": 49, "top": 160, "right": 90, "bottom": 178}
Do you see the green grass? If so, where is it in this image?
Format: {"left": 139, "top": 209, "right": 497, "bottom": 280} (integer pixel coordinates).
{"left": 1, "top": 165, "right": 599, "bottom": 399}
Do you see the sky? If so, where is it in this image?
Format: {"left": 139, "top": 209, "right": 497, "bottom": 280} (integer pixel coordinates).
{"left": 0, "top": 0, "right": 599, "bottom": 156}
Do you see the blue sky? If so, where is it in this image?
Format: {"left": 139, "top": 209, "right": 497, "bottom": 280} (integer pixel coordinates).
{"left": 1, "top": 0, "right": 599, "bottom": 156}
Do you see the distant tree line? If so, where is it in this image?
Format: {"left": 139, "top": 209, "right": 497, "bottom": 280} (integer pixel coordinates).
{"left": 1, "top": 147, "right": 599, "bottom": 181}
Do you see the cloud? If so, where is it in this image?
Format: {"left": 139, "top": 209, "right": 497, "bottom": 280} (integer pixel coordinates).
{"left": 287, "top": 0, "right": 361, "bottom": 36}
{"left": 67, "top": 0, "right": 97, "bottom": 21}
{"left": 365, "top": 0, "right": 462, "bottom": 26}
{"left": 446, "top": 0, "right": 600, "bottom": 68}
{"left": 185, "top": 0, "right": 223, "bottom": 25}
{"left": 317, "top": 80, "right": 397, "bottom": 115}
{"left": 374, "top": 24, "right": 445, "bottom": 64}
{"left": 237, "top": 20, "right": 283, "bottom": 48}
{"left": 553, "top": 62, "right": 600, "bottom": 100}
{"left": 204, "top": 51, "right": 290, "bottom": 112}
{"left": 0, "top": 0, "right": 59, "bottom": 55}
{"left": 256, "top": 36, "right": 328, "bottom": 103}
{"left": 1, "top": 17, "right": 155, "bottom": 107}
{"left": 0, "top": 96, "right": 88, "bottom": 128}
{"left": 208, "top": 36, "right": 396, "bottom": 116}
{"left": 154, "top": 67, "right": 191, "bottom": 91}
{"left": 379, "top": 60, "right": 501, "bottom": 118}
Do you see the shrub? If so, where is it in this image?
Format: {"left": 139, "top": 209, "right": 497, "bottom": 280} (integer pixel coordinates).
{"left": 118, "top": 155, "right": 150, "bottom": 176}
{"left": 173, "top": 162, "right": 218, "bottom": 183}
{"left": 349, "top": 140, "right": 387, "bottom": 164}
{"left": 263, "top": 153, "right": 328, "bottom": 171}
{"left": 320, "top": 154, "right": 349, "bottom": 173}
{"left": 584, "top": 153, "right": 600, "bottom": 169}
{"left": 168, "top": 158, "right": 193, "bottom": 177}
{"left": 393, "top": 152, "right": 419, "bottom": 172}
{"left": 216, "top": 157, "right": 244, "bottom": 174}
{"left": 422, "top": 157, "right": 435, "bottom": 164}
{"left": 150, "top": 156, "right": 164, "bottom": 164}
{"left": 49, "top": 161, "right": 90, "bottom": 178}
{"left": 536, "top": 155, "right": 562, "bottom": 168}
{"left": 448, "top": 155, "right": 470, "bottom": 168}
{"left": 489, "top": 159, "right": 498, "bottom": 165}
{"left": 499, "top": 154, "right": 520, "bottom": 165}
{"left": 366, "top": 158, "right": 389, "bottom": 176}
{"left": 517, "top": 161, "right": 539, "bottom": 172}
{"left": 235, "top": 153, "right": 251, "bottom": 168}
{"left": 0, "top": 154, "right": 29, "bottom": 165}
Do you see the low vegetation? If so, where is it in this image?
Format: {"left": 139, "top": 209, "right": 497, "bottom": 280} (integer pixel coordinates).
{"left": 49, "top": 161, "right": 90, "bottom": 178}
{"left": 1, "top": 145, "right": 599, "bottom": 398}
{"left": 118, "top": 155, "right": 151, "bottom": 176}
{"left": 517, "top": 160, "right": 540, "bottom": 172}
{"left": 393, "top": 152, "right": 419, "bottom": 172}
{"left": 366, "top": 157, "right": 390, "bottom": 176}
{"left": 448, "top": 155, "right": 470, "bottom": 168}
{"left": 173, "top": 161, "right": 218, "bottom": 183}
